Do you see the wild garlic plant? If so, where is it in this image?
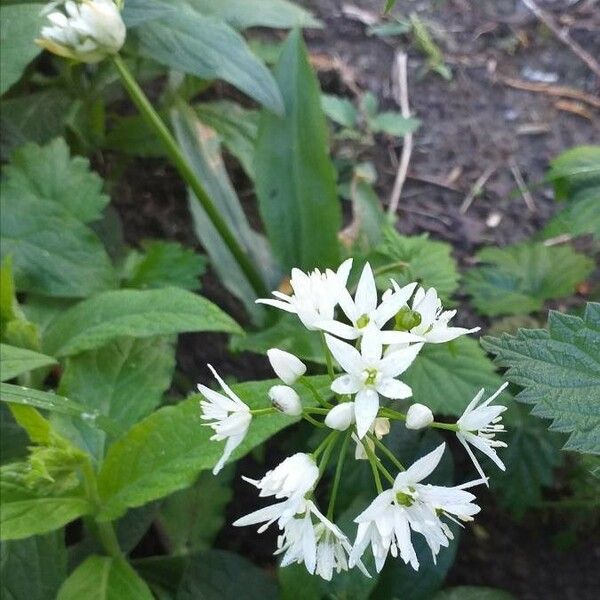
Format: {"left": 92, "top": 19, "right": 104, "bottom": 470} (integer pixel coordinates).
{"left": 198, "top": 260, "right": 508, "bottom": 580}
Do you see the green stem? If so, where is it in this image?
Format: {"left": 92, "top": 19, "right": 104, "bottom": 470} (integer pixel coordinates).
{"left": 320, "top": 333, "right": 335, "bottom": 381}
{"left": 96, "top": 521, "right": 123, "bottom": 558}
{"left": 379, "top": 407, "right": 406, "bottom": 421}
{"left": 313, "top": 431, "right": 337, "bottom": 460}
{"left": 251, "top": 407, "right": 276, "bottom": 416}
{"left": 300, "top": 377, "right": 331, "bottom": 409}
{"left": 110, "top": 54, "right": 267, "bottom": 298}
{"left": 430, "top": 421, "right": 459, "bottom": 432}
{"left": 370, "top": 434, "right": 405, "bottom": 471}
{"left": 318, "top": 431, "right": 340, "bottom": 476}
{"left": 327, "top": 431, "right": 351, "bottom": 520}
{"left": 303, "top": 412, "right": 324, "bottom": 428}
{"left": 363, "top": 438, "right": 394, "bottom": 486}
{"left": 304, "top": 407, "right": 330, "bottom": 415}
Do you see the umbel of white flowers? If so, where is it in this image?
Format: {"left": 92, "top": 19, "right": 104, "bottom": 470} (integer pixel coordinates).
{"left": 37, "top": 0, "right": 126, "bottom": 63}
{"left": 198, "top": 259, "right": 508, "bottom": 580}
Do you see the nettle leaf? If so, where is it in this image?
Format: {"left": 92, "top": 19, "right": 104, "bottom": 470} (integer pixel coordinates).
{"left": 57, "top": 555, "right": 153, "bottom": 600}
{"left": 255, "top": 29, "right": 342, "bottom": 271}
{"left": 546, "top": 145, "right": 600, "bottom": 200}
{"left": 95, "top": 376, "right": 331, "bottom": 521}
{"left": 43, "top": 287, "right": 241, "bottom": 357}
{"left": 321, "top": 94, "right": 358, "bottom": 128}
{"left": 0, "top": 344, "right": 56, "bottom": 382}
{"left": 0, "top": 4, "right": 43, "bottom": 95}
{"left": 373, "top": 229, "right": 459, "bottom": 302}
{"left": 464, "top": 242, "right": 594, "bottom": 317}
{"left": 402, "top": 338, "right": 511, "bottom": 417}
{"left": 482, "top": 303, "right": 600, "bottom": 455}
{"left": 0, "top": 531, "right": 67, "bottom": 600}
{"left": 541, "top": 194, "right": 600, "bottom": 240}
{"left": 4, "top": 139, "right": 109, "bottom": 223}
{"left": 368, "top": 112, "right": 421, "bottom": 137}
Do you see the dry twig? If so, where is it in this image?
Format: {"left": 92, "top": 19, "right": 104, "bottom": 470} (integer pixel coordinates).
{"left": 509, "top": 158, "right": 536, "bottom": 212}
{"left": 459, "top": 166, "right": 496, "bottom": 214}
{"left": 554, "top": 99, "right": 595, "bottom": 120}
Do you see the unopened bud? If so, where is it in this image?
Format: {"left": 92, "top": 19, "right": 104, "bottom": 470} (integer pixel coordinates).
{"left": 394, "top": 306, "right": 422, "bottom": 331}
{"left": 405, "top": 403, "right": 434, "bottom": 430}
{"left": 267, "top": 348, "right": 306, "bottom": 385}
{"left": 324, "top": 402, "right": 355, "bottom": 431}
{"left": 269, "top": 385, "right": 302, "bottom": 416}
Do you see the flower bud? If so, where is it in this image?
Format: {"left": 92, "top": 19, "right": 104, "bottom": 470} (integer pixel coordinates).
{"left": 269, "top": 385, "right": 302, "bottom": 416}
{"left": 405, "top": 403, "right": 434, "bottom": 430}
{"left": 324, "top": 402, "right": 355, "bottom": 431}
{"left": 267, "top": 348, "right": 306, "bottom": 385}
{"left": 37, "top": 0, "right": 126, "bottom": 64}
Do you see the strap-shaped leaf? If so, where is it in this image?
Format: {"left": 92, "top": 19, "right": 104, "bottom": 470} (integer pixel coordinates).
{"left": 0, "top": 344, "right": 56, "bottom": 382}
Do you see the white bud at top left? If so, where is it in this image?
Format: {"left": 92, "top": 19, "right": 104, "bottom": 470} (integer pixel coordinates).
{"left": 269, "top": 385, "right": 302, "bottom": 416}
{"left": 267, "top": 348, "right": 306, "bottom": 385}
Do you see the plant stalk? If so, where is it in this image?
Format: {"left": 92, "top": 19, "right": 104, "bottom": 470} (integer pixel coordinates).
{"left": 327, "top": 431, "right": 351, "bottom": 520}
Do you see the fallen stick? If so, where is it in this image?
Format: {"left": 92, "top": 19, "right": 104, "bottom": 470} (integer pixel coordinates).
{"left": 509, "top": 158, "right": 536, "bottom": 212}
{"left": 459, "top": 166, "right": 496, "bottom": 214}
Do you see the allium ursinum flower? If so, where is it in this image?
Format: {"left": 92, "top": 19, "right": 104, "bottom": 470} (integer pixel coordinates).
{"left": 198, "top": 365, "right": 251, "bottom": 475}
{"left": 389, "top": 284, "right": 480, "bottom": 346}
{"left": 317, "top": 263, "right": 422, "bottom": 344}
{"left": 257, "top": 259, "right": 353, "bottom": 330}
{"left": 233, "top": 453, "right": 319, "bottom": 533}
{"left": 37, "top": 0, "right": 126, "bottom": 63}
{"left": 456, "top": 383, "right": 508, "bottom": 481}
{"left": 354, "top": 417, "right": 390, "bottom": 460}
{"left": 324, "top": 401, "right": 355, "bottom": 431}
{"left": 405, "top": 403, "right": 434, "bottom": 430}
{"left": 267, "top": 348, "right": 306, "bottom": 385}
{"left": 326, "top": 331, "right": 423, "bottom": 438}
{"left": 269, "top": 385, "right": 302, "bottom": 416}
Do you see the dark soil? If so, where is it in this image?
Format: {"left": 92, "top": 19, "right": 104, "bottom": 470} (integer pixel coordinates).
{"left": 108, "top": 0, "right": 600, "bottom": 598}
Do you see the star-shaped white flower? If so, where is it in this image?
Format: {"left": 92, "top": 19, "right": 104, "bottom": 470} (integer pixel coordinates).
{"left": 456, "top": 383, "right": 508, "bottom": 481}
{"left": 326, "top": 331, "right": 423, "bottom": 438}
{"left": 198, "top": 365, "right": 251, "bottom": 475}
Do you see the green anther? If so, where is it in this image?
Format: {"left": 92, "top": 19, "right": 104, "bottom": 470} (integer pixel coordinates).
{"left": 395, "top": 490, "right": 414, "bottom": 507}
{"left": 364, "top": 368, "right": 378, "bottom": 386}
{"left": 356, "top": 314, "right": 370, "bottom": 329}
{"left": 394, "top": 307, "right": 422, "bottom": 331}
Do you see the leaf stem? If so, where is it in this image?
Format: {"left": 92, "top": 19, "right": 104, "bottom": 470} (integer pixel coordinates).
{"left": 299, "top": 377, "right": 331, "bottom": 408}
{"left": 327, "top": 431, "right": 351, "bottom": 520}
{"left": 110, "top": 54, "right": 267, "bottom": 297}
{"left": 303, "top": 412, "right": 324, "bottom": 428}
{"left": 320, "top": 332, "right": 335, "bottom": 381}
{"left": 362, "top": 439, "right": 383, "bottom": 492}
{"left": 96, "top": 520, "right": 123, "bottom": 558}
{"left": 369, "top": 434, "right": 405, "bottom": 471}
{"left": 313, "top": 431, "right": 337, "bottom": 461}
{"left": 250, "top": 407, "right": 276, "bottom": 416}
{"left": 318, "top": 431, "right": 340, "bottom": 476}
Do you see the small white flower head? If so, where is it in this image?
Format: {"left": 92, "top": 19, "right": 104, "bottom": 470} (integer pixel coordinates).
{"left": 257, "top": 259, "right": 353, "bottom": 330}
{"left": 37, "top": 0, "right": 126, "bottom": 63}
{"left": 405, "top": 403, "right": 434, "bottom": 430}
{"left": 324, "top": 402, "right": 355, "bottom": 431}
{"left": 233, "top": 453, "right": 319, "bottom": 532}
{"left": 326, "top": 330, "right": 423, "bottom": 438}
{"left": 269, "top": 385, "right": 302, "bottom": 417}
{"left": 456, "top": 383, "right": 509, "bottom": 482}
{"left": 354, "top": 417, "right": 390, "bottom": 460}
{"left": 267, "top": 348, "right": 306, "bottom": 385}
{"left": 198, "top": 364, "right": 251, "bottom": 475}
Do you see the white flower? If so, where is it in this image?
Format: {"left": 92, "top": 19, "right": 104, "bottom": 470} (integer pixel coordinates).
{"left": 267, "top": 348, "right": 306, "bottom": 384}
{"left": 233, "top": 453, "right": 319, "bottom": 533}
{"left": 456, "top": 383, "right": 508, "bottom": 481}
{"left": 390, "top": 285, "right": 480, "bottom": 345}
{"left": 326, "top": 331, "right": 423, "bottom": 438}
{"left": 324, "top": 402, "right": 355, "bottom": 431}
{"left": 198, "top": 365, "right": 251, "bottom": 475}
{"left": 317, "top": 263, "right": 422, "bottom": 344}
{"left": 38, "top": 0, "right": 126, "bottom": 63}
{"left": 269, "top": 385, "right": 302, "bottom": 416}
{"left": 405, "top": 403, "right": 434, "bottom": 430}
{"left": 257, "top": 259, "right": 353, "bottom": 330}
{"left": 354, "top": 417, "right": 390, "bottom": 460}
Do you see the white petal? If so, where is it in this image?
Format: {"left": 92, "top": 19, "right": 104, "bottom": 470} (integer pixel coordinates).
{"left": 414, "top": 288, "right": 439, "bottom": 329}
{"left": 457, "top": 434, "right": 488, "bottom": 483}
{"left": 373, "top": 281, "right": 418, "bottom": 327}
{"left": 425, "top": 325, "right": 480, "bottom": 343}
{"left": 354, "top": 389, "right": 380, "bottom": 439}
{"left": 377, "top": 330, "right": 425, "bottom": 345}
{"left": 360, "top": 327, "right": 383, "bottom": 363}
{"left": 331, "top": 374, "right": 361, "bottom": 395}
{"left": 354, "top": 263, "right": 378, "bottom": 316}
{"left": 397, "top": 443, "right": 446, "bottom": 486}
{"left": 464, "top": 432, "right": 506, "bottom": 471}
{"left": 379, "top": 343, "right": 423, "bottom": 377}
{"left": 207, "top": 364, "right": 245, "bottom": 405}
{"left": 212, "top": 432, "right": 244, "bottom": 475}
{"left": 316, "top": 318, "right": 359, "bottom": 340}
{"left": 376, "top": 378, "right": 413, "bottom": 400}
{"left": 325, "top": 334, "right": 363, "bottom": 375}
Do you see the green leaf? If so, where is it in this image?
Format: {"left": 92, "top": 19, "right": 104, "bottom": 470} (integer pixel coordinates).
{"left": 541, "top": 194, "right": 600, "bottom": 240}
{"left": 95, "top": 376, "right": 331, "bottom": 521}
{"left": 0, "top": 344, "right": 56, "bottom": 382}
{"left": 384, "top": 0, "right": 398, "bottom": 14}
{"left": 123, "top": 241, "right": 206, "bottom": 291}
{"left": 43, "top": 287, "right": 241, "bottom": 357}
{"left": 343, "top": 180, "right": 387, "bottom": 253}
{"left": 373, "top": 229, "right": 459, "bottom": 302}
{"left": 433, "top": 587, "right": 515, "bottom": 600}
{"left": 57, "top": 555, "right": 153, "bottom": 600}
{"left": 0, "top": 531, "right": 67, "bottom": 600}
{"left": 4, "top": 139, "right": 109, "bottom": 224}
{"left": 0, "top": 4, "right": 42, "bottom": 95}
{"left": 128, "top": 2, "right": 283, "bottom": 114}
{"left": 176, "top": 550, "right": 278, "bottom": 600}
{"left": 255, "top": 29, "right": 342, "bottom": 271}
{"left": 464, "top": 242, "right": 594, "bottom": 317}
{"left": 402, "top": 338, "right": 511, "bottom": 416}
{"left": 482, "top": 303, "right": 600, "bottom": 455}
{"left": 0, "top": 404, "right": 28, "bottom": 465}
{"left": 321, "top": 94, "right": 358, "bottom": 128}
{"left": 546, "top": 145, "right": 600, "bottom": 200}
{"left": 368, "top": 112, "right": 421, "bottom": 137}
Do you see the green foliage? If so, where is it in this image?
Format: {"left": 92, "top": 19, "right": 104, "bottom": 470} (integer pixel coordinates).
{"left": 42, "top": 287, "right": 241, "bottom": 357}
{"left": 255, "top": 29, "right": 342, "bottom": 271}
{"left": 0, "top": 344, "right": 56, "bottom": 382}
{"left": 482, "top": 303, "right": 600, "bottom": 455}
{"left": 464, "top": 242, "right": 594, "bottom": 317}
{"left": 57, "top": 555, "right": 153, "bottom": 600}
{"left": 433, "top": 587, "right": 515, "bottom": 600}
{"left": 321, "top": 94, "right": 358, "bottom": 128}
{"left": 409, "top": 13, "right": 451, "bottom": 80}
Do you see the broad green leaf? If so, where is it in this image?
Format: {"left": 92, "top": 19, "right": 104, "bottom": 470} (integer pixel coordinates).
{"left": 0, "top": 256, "right": 18, "bottom": 333}
{"left": 343, "top": 180, "right": 386, "bottom": 253}
{"left": 372, "top": 229, "right": 459, "bottom": 302}
{"left": 433, "top": 587, "right": 515, "bottom": 600}
{"left": 482, "top": 303, "right": 600, "bottom": 455}
{"left": 187, "top": 0, "right": 321, "bottom": 29}
{"left": 0, "top": 531, "right": 67, "bottom": 600}
{"left": 0, "top": 404, "right": 28, "bottom": 464}
{"left": 96, "top": 376, "right": 331, "bottom": 521}
{"left": 464, "top": 242, "right": 594, "bottom": 317}
{"left": 57, "top": 555, "right": 153, "bottom": 600}
{"left": 43, "top": 287, "right": 241, "bottom": 357}
{"left": 133, "top": 556, "right": 189, "bottom": 600}
{"left": 321, "top": 94, "right": 358, "bottom": 128}
{"left": 103, "top": 114, "right": 163, "bottom": 158}
{"left": 177, "top": 550, "right": 278, "bottom": 600}
{"left": 402, "top": 338, "right": 511, "bottom": 416}
{"left": 0, "top": 344, "right": 56, "bottom": 382}
{"left": 123, "top": 240, "right": 206, "bottom": 291}
{"left": 0, "top": 4, "right": 42, "bottom": 95}
{"left": 546, "top": 145, "right": 600, "bottom": 200}
{"left": 368, "top": 112, "right": 421, "bottom": 136}
{"left": 541, "top": 194, "right": 600, "bottom": 240}
{"left": 128, "top": 2, "right": 283, "bottom": 114}
{"left": 255, "top": 29, "right": 342, "bottom": 271}
{"left": 4, "top": 139, "right": 109, "bottom": 223}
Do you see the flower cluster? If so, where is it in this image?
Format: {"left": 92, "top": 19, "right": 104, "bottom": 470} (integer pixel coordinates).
{"left": 198, "top": 260, "right": 507, "bottom": 580}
